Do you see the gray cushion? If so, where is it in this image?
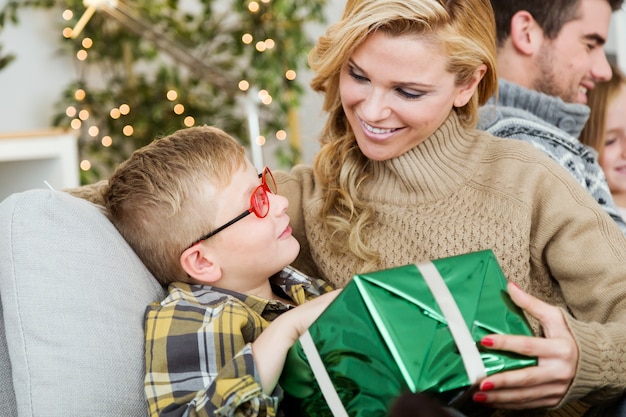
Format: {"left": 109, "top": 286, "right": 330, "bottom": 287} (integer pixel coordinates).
{"left": 0, "top": 189, "right": 166, "bottom": 417}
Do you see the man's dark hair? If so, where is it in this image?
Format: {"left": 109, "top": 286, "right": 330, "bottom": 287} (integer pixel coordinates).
{"left": 490, "top": 0, "right": 625, "bottom": 46}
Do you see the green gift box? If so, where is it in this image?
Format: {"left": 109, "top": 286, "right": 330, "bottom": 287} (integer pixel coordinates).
{"left": 279, "top": 250, "right": 537, "bottom": 416}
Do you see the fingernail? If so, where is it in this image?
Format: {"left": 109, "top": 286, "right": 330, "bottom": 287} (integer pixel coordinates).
{"left": 481, "top": 337, "right": 494, "bottom": 347}
{"left": 473, "top": 393, "right": 488, "bottom": 403}
{"left": 481, "top": 381, "right": 495, "bottom": 391}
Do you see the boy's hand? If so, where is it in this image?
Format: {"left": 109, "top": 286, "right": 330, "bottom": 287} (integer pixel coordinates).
{"left": 472, "top": 282, "right": 578, "bottom": 409}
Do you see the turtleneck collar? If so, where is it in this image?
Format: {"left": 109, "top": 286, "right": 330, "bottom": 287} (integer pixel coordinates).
{"left": 491, "top": 79, "right": 590, "bottom": 137}
{"left": 364, "top": 111, "right": 485, "bottom": 205}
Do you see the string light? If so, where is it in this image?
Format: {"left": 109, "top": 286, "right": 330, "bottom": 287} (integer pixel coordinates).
{"left": 82, "top": 38, "right": 93, "bottom": 48}
{"left": 248, "top": 2, "right": 260, "bottom": 12}
{"left": 173, "top": 104, "right": 185, "bottom": 115}
{"left": 184, "top": 116, "right": 195, "bottom": 127}
{"left": 101, "top": 136, "right": 113, "bottom": 147}
{"left": 238, "top": 80, "right": 250, "bottom": 91}
{"left": 75, "top": 89, "right": 86, "bottom": 101}
{"left": 119, "top": 103, "right": 130, "bottom": 115}
{"left": 110, "top": 108, "right": 121, "bottom": 119}
{"left": 78, "top": 109, "right": 90, "bottom": 120}
{"left": 66, "top": 106, "right": 77, "bottom": 117}
{"left": 276, "top": 130, "right": 287, "bottom": 140}
{"left": 62, "top": 10, "right": 74, "bottom": 20}
{"left": 255, "top": 41, "right": 267, "bottom": 52}
{"left": 256, "top": 135, "right": 266, "bottom": 145}
{"left": 265, "top": 39, "right": 275, "bottom": 49}
{"left": 166, "top": 90, "right": 178, "bottom": 101}
{"left": 122, "top": 125, "right": 134, "bottom": 136}
{"left": 71, "top": 119, "right": 82, "bottom": 129}
{"left": 62, "top": 27, "right": 73, "bottom": 38}
{"left": 76, "top": 50, "right": 88, "bottom": 60}
{"left": 88, "top": 126, "right": 100, "bottom": 136}
{"left": 242, "top": 33, "right": 253, "bottom": 44}
{"left": 80, "top": 160, "right": 92, "bottom": 171}
{"left": 285, "top": 70, "right": 296, "bottom": 80}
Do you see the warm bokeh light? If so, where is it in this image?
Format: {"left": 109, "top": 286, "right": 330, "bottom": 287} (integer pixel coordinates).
{"left": 255, "top": 41, "right": 266, "bottom": 52}
{"left": 76, "top": 50, "right": 88, "bottom": 60}
{"left": 173, "top": 104, "right": 185, "bottom": 115}
{"left": 78, "top": 109, "right": 90, "bottom": 120}
{"left": 74, "top": 89, "right": 86, "bottom": 101}
{"left": 184, "top": 116, "right": 195, "bottom": 127}
{"left": 276, "top": 130, "right": 287, "bottom": 141}
{"left": 248, "top": 2, "right": 260, "bottom": 12}
{"left": 242, "top": 33, "right": 253, "bottom": 44}
{"left": 88, "top": 126, "right": 99, "bottom": 137}
{"left": 101, "top": 136, "right": 113, "bottom": 147}
{"left": 119, "top": 104, "right": 130, "bottom": 115}
{"left": 166, "top": 90, "right": 178, "bottom": 101}
{"left": 122, "top": 125, "right": 134, "bottom": 136}
{"left": 238, "top": 80, "right": 250, "bottom": 91}
{"left": 66, "top": 106, "right": 77, "bottom": 117}
{"left": 80, "top": 160, "right": 91, "bottom": 171}
{"left": 265, "top": 39, "right": 275, "bottom": 49}
{"left": 62, "top": 27, "right": 73, "bottom": 38}
{"left": 285, "top": 70, "right": 296, "bottom": 80}
{"left": 110, "top": 108, "right": 121, "bottom": 119}
{"left": 82, "top": 38, "right": 93, "bottom": 49}
{"left": 256, "top": 135, "right": 266, "bottom": 146}
{"left": 62, "top": 10, "right": 74, "bottom": 20}
{"left": 70, "top": 119, "right": 82, "bottom": 129}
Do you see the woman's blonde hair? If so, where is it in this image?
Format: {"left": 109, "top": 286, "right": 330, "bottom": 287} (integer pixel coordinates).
{"left": 310, "top": 0, "right": 498, "bottom": 272}
{"left": 580, "top": 63, "right": 626, "bottom": 157}
{"left": 104, "top": 126, "right": 247, "bottom": 285}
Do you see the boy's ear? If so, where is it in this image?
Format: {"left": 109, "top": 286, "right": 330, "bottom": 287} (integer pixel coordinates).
{"left": 180, "top": 244, "right": 222, "bottom": 284}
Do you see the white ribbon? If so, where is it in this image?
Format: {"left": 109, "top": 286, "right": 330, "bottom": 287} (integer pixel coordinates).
{"left": 416, "top": 261, "right": 487, "bottom": 384}
{"left": 299, "top": 330, "right": 349, "bottom": 417}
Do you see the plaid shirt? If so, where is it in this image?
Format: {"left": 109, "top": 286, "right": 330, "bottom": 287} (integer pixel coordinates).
{"left": 144, "top": 266, "right": 334, "bottom": 417}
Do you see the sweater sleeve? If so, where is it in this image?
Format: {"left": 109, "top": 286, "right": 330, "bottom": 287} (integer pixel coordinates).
{"left": 527, "top": 158, "right": 626, "bottom": 404}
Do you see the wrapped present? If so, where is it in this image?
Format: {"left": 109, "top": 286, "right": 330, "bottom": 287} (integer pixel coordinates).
{"left": 279, "top": 250, "right": 537, "bottom": 417}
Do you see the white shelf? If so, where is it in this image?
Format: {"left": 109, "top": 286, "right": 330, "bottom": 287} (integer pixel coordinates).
{"left": 0, "top": 129, "right": 79, "bottom": 202}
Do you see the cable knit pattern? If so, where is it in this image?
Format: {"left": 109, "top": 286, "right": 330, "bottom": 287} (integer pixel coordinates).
{"left": 276, "top": 112, "right": 626, "bottom": 416}
{"left": 478, "top": 79, "right": 626, "bottom": 235}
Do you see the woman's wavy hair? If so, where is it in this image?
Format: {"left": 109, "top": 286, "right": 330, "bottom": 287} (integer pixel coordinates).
{"left": 309, "top": 0, "right": 497, "bottom": 272}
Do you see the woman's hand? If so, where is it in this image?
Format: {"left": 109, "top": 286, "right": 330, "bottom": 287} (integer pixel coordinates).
{"left": 472, "top": 282, "right": 578, "bottom": 409}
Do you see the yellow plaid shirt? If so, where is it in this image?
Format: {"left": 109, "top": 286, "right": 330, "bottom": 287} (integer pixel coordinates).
{"left": 144, "top": 266, "right": 333, "bottom": 417}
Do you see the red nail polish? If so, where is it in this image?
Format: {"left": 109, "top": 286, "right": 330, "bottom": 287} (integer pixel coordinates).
{"left": 481, "top": 337, "right": 494, "bottom": 347}
{"left": 481, "top": 381, "right": 495, "bottom": 391}
{"left": 473, "top": 393, "right": 488, "bottom": 403}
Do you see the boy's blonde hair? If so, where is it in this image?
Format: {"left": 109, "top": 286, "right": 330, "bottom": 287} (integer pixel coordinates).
{"left": 104, "top": 125, "right": 247, "bottom": 285}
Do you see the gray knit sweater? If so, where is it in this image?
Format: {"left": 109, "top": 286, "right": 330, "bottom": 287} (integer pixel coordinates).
{"left": 277, "top": 112, "right": 626, "bottom": 417}
{"left": 478, "top": 79, "right": 626, "bottom": 235}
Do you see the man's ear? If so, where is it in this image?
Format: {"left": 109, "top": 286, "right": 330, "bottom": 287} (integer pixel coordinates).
{"left": 509, "top": 11, "right": 543, "bottom": 56}
{"left": 453, "top": 64, "right": 487, "bottom": 108}
{"left": 180, "top": 244, "right": 222, "bottom": 284}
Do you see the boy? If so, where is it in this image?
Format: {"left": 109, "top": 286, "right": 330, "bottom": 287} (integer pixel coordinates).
{"left": 103, "top": 125, "right": 339, "bottom": 416}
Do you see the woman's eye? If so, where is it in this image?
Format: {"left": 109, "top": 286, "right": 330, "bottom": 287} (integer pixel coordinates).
{"left": 349, "top": 67, "right": 368, "bottom": 82}
{"left": 396, "top": 88, "right": 424, "bottom": 100}
{"left": 605, "top": 137, "right": 617, "bottom": 146}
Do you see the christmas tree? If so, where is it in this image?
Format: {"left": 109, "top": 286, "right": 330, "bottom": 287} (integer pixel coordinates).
{"left": 0, "top": 0, "right": 326, "bottom": 183}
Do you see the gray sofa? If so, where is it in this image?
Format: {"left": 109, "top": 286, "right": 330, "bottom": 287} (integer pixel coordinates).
{"left": 0, "top": 189, "right": 165, "bottom": 416}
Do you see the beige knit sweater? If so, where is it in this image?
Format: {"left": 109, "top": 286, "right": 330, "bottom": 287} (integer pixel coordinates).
{"left": 276, "top": 113, "right": 626, "bottom": 416}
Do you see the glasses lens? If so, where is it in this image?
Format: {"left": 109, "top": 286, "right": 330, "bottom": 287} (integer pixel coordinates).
{"left": 251, "top": 186, "right": 270, "bottom": 218}
{"left": 262, "top": 167, "right": 277, "bottom": 194}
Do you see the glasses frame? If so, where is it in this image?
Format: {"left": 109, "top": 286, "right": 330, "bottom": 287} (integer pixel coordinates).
{"left": 186, "top": 167, "right": 276, "bottom": 249}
